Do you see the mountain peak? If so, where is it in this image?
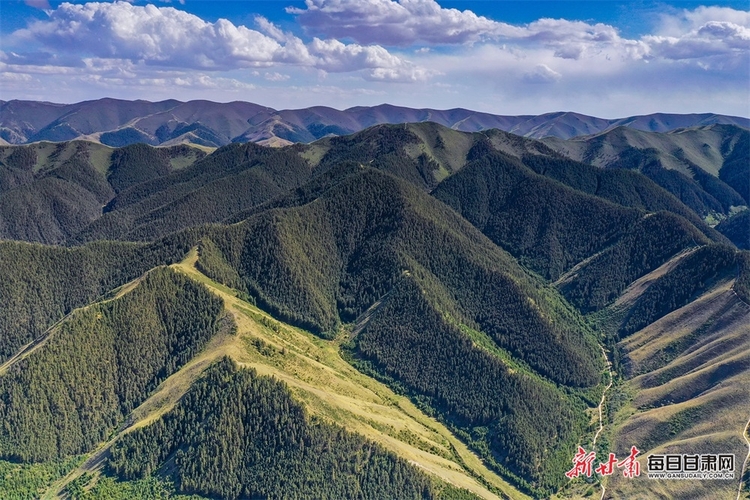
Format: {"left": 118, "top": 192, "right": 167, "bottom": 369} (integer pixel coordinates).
{"left": 2, "top": 98, "right": 747, "bottom": 147}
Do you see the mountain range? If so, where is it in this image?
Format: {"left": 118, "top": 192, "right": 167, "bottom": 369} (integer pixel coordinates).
{"left": 2, "top": 98, "right": 748, "bottom": 147}
{"left": 0, "top": 114, "right": 747, "bottom": 500}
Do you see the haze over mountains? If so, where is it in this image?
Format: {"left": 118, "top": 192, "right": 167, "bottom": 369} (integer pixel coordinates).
{"left": 1, "top": 98, "right": 748, "bottom": 147}
{"left": 0, "top": 113, "right": 747, "bottom": 499}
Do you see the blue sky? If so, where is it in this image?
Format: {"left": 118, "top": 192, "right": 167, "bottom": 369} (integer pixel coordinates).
{"left": 1, "top": 0, "right": 748, "bottom": 117}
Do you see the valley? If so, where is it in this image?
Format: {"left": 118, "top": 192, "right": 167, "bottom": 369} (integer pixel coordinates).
{"left": 28, "top": 248, "right": 523, "bottom": 500}
{"left": 0, "top": 112, "right": 747, "bottom": 499}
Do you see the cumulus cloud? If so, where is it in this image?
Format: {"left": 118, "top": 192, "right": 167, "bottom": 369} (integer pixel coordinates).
{"left": 522, "top": 64, "right": 561, "bottom": 84}
{"left": 290, "top": 0, "right": 748, "bottom": 67}
{"left": 655, "top": 6, "right": 750, "bottom": 36}
{"left": 13, "top": 1, "right": 427, "bottom": 80}
{"left": 3, "top": 1, "right": 748, "bottom": 116}
{"left": 289, "top": 0, "right": 646, "bottom": 58}
{"left": 643, "top": 7, "right": 750, "bottom": 64}
{"left": 289, "top": 0, "right": 520, "bottom": 45}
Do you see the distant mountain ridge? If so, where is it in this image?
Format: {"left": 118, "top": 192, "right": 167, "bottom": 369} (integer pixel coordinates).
{"left": 0, "top": 118, "right": 748, "bottom": 499}
{"left": 1, "top": 98, "right": 747, "bottom": 147}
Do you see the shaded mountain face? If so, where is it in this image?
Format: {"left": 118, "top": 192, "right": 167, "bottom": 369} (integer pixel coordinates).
{"left": 0, "top": 119, "right": 748, "bottom": 500}
{"left": 2, "top": 98, "right": 748, "bottom": 147}
{"left": 716, "top": 209, "right": 750, "bottom": 249}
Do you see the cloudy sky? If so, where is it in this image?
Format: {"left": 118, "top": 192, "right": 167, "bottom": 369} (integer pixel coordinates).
{"left": 1, "top": 0, "right": 748, "bottom": 117}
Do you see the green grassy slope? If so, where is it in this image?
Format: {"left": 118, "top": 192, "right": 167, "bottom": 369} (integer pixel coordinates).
{"left": 108, "top": 357, "right": 455, "bottom": 500}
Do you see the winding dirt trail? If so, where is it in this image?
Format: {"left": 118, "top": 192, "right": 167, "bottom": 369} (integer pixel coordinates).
{"left": 594, "top": 344, "right": 613, "bottom": 500}
{"left": 593, "top": 345, "right": 613, "bottom": 448}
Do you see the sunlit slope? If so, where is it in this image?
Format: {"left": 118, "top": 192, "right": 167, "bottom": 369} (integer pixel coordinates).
{"left": 8, "top": 252, "right": 525, "bottom": 498}
{"left": 587, "top": 250, "right": 750, "bottom": 500}
{"left": 542, "top": 125, "right": 745, "bottom": 177}
{"left": 3, "top": 98, "right": 746, "bottom": 145}
{"left": 606, "top": 281, "right": 750, "bottom": 499}
{"left": 194, "top": 167, "right": 605, "bottom": 495}
{"left": 110, "top": 358, "right": 448, "bottom": 500}
{"left": 169, "top": 249, "right": 527, "bottom": 500}
{"left": 0, "top": 254, "right": 512, "bottom": 499}
{"left": 542, "top": 125, "right": 750, "bottom": 220}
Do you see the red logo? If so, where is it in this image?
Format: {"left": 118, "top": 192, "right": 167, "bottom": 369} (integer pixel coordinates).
{"left": 566, "top": 446, "right": 641, "bottom": 479}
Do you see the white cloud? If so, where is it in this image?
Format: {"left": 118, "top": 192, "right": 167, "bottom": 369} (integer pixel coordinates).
{"left": 523, "top": 64, "right": 561, "bottom": 84}
{"left": 290, "top": 0, "right": 748, "bottom": 66}
{"left": 306, "top": 37, "right": 429, "bottom": 80}
{"left": 289, "top": 0, "right": 520, "bottom": 45}
{"left": 642, "top": 10, "right": 750, "bottom": 68}
{"left": 0, "top": 71, "right": 34, "bottom": 83}
{"left": 289, "top": 0, "right": 644, "bottom": 58}
{"left": 264, "top": 72, "right": 290, "bottom": 81}
{"left": 655, "top": 6, "right": 750, "bottom": 36}
{"left": 12, "top": 1, "right": 426, "bottom": 80}
{"left": 2, "top": 1, "right": 748, "bottom": 117}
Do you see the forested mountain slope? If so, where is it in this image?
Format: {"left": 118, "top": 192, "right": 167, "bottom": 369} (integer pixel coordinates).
{"left": 0, "top": 122, "right": 731, "bottom": 249}
{"left": 0, "top": 118, "right": 747, "bottom": 499}
{"left": 189, "top": 167, "right": 606, "bottom": 494}
{"left": 0, "top": 141, "right": 204, "bottom": 243}
{"left": 0, "top": 233, "right": 199, "bottom": 364}
{"left": 70, "top": 143, "right": 313, "bottom": 243}
{"left": 0, "top": 257, "right": 490, "bottom": 499}
{"left": 108, "top": 358, "right": 444, "bottom": 500}
{"left": 543, "top": 125, "right": 750, "bottom": 220}
{"left": 432, "top": 150, "right": 711, "bottom": 285}
{"left": 716, "top": 209, "right": 750, "bottom": 249}
{"left": 0, "top": 267, "right": 224, "bottom": 462}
